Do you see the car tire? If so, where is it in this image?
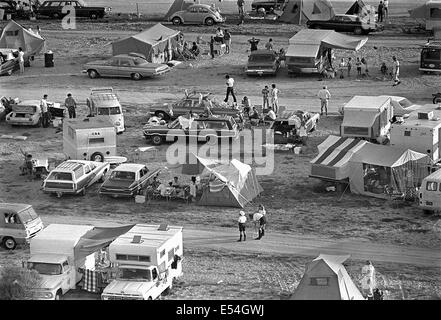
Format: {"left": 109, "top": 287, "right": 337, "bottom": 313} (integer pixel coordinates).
{"left": 172, "top": 17, "right": 182, "bottom": 25}
{"left": 152, "top": 135, "right": 163, "bottom": 146}
{"left": 91, "top": 152, "right": 104, "bottom": 162}
{"left": 205, "top": 17, "right": 215, "bottom": 26}
{"left": 433, "top": 97, "right": 441, "bottom": 104}
{"left": 88, "top": 70, "right": 99, "bottom": 79}
{"left": 3, "top": 237, "right": 16, "bottom": 250}
{"left": 354, "top": 27, "right": 363, "bottom": 35}
{"left": 147, "top": 296, "right": 153, "bottom": 300}
{"left": 131, "top": 73, "right": 142, "bottom": 81}
{"left": 55, "top": 290, "right": 62, "bottom": 300}
{"left": 155, "top": 111, "right": 169, "bottom": 120}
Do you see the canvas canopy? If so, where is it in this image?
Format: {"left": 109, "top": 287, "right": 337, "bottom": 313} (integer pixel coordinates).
{"left": 0, "top": 20, "right": 45, "bottom": 56}
{"left": 195, "top": 156, "right": 263, "bottom": 208}
{"left": 349, "top": 143, "right": 431, "bottom": 199}
{"left": 310, "top": 135, "right": 367, "bottom": 181}
{"left": 291, "top": 254, "right": 364, "bottom": 300}
{"left": 112, "top": 23, "right": 181, "bottom": 63}
{"left": 288, "top": 29, "right": 368, "bottom": 52}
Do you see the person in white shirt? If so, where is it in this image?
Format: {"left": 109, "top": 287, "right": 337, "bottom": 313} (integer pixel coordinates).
{"left": 40, "top": 94, "right": 49, "bottom": 127}
{"left": 157, "top": 182, "right": 168, "bottom": 197}
{"left": 237, "top": 210, "right": 247, "bottom": 241}
{"left": 361, "top": 260, "right": 376, "bottom": 298}
{"left": 383, "top": 0, "right": 389, "bottom": 19}
{"left": 18, "top": 47, "right": 25, "bottom": 74}
{"left": 215, "top": 27, "right": 224, "bottom": 43}
{"left": 392, "top": 55, "right": 400, "bottom": 86}
{"left": 224, "top": 74, "right": 237, "bottom": 105}
{"left": 264, "top": 107, "right": 277, "bottom": 121}
{"left": 317, "top": 86, "right": 331, "bottom": 116}
{"left": 270, "top": 83, "right": 279, "bottom": 114}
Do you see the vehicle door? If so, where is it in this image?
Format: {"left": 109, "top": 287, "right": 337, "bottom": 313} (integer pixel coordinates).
{"left": 61, "top": 260, "right": 74, "bottom": 291}
{"left": 1, "top": 212, "right": 25, "bottom": 239}
{"left": 118, "top": 57, "right": 135, "bottom": 78}
{"left": 183, "top": 6, "right": 200, "bottom": 23}
{"left": 101, "top": 57, "right": 120, "bottom": 76}
{"left": 150, "top": 267, "right": 163, "bottom": 299}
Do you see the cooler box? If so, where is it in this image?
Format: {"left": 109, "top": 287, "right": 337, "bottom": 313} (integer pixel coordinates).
{"left": 44, "top": 52, "right": 54, "bottom": 67}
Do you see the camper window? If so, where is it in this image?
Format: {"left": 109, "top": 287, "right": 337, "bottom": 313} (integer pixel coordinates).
{"left": 160, "top": 249, "right": 165, "bottom": 258}
{"left": 168, "top": 249, "right": 174, "bottom": 262}
{"left": 430, "top": 8, "right": 441, "bottom": 19}
{"left": 116, "top": 254, "right": 151, "bottom": 262}
{"left": 426, "top": 181, "right": 438, "bottom": 191}
{"left": 89, "top": 137, "right": 105, "bottom": 144}
{"left": 310, "top": 277, "right": 329, "bottom": 286}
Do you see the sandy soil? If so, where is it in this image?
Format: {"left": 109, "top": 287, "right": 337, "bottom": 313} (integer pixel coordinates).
{"left": 0, "top": 17, "right": 440, "bottom": 300}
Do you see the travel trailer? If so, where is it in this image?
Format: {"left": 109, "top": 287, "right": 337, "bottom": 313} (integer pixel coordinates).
{"left": 87, "top": 88, "right": 125, "bottom": 133}
{"left": 102, "top": 224, "right": 183, "bottom": 300}
{"left": 63, "top": 118, "right": 116, "bottom": 162}
{"left": 419, "top": 169, "right": 441, "bottom": 214}
{"left": 340, "top": 96, "right": 393, "bottom": 141}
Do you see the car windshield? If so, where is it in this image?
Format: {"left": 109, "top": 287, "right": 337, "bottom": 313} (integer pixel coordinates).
{"left": 422, "top": 48, "right": 441, "bottom": 60}
{"left": 118, "top": 268, "right": 151, "bottom": 281}
{"left": 110, "top": 171, "right": 135, "bottom": 181}
{"left": 398, "top": 98, "right": 413, "bottom": 108}
{"left": 27, "top": 262, "right": 62, "bottom": 275}
{"left": 98, "top": 107, "right": 121, "bottom": 115}
{"left": 249, "top": 54, "right": 273, "bottom": 62}
{"left": 47, "top": 172, "right": 73, "bottom": 181}
{"left": 19, "top": 207, "right": 39, "bottom": 224}
{"left": 133, "top": 57, "right": 148, "bottom": 66}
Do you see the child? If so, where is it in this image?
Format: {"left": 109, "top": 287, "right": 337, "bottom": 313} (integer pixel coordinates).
{"left": 347, "top": 57, "right": 352, "bottom": 77}
{"left": 261, "top": 85, "right": 269, "bottom": 109}
{"left": 356, "top": 57, "right": 362, "bottom": 77}
{"left": 242, "top": 96, "right": 251, "bottom": 118}
{"left": 380, "top": 62, "right": 388, "bottom": 81}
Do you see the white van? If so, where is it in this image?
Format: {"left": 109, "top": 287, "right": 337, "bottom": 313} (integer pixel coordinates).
{"left": 63, "top": 118, "right": 116, "bottom": 162}
{"left": 419, "top": 169, "right": 441, "bottom": 214}
{"left": 88, "top": 88, "right": 125, "bottom": 134}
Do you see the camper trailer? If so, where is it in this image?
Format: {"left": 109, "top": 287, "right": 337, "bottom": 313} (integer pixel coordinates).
{"left": 102, "top": 224, "right": 183, "bottom": 300}
{"left": 63, "top": 118, "right": 116, "bottom": 162}
{"left": 419, "top": 169, "right": 441, "bottom": 213}
{"left": 26, "top": 224, "right": 96, "bottom": 300}
{"left": 340, "top": 96, "right": 393, "bottom": 141}
{"left": 87, "top": 88, "right": 125, "bottom": 133}
{"left": 409, "top": 0, "right": 441, "bottom": 31}
{"left": 420, "top": 40, "right": 441, "bottom": 73}
{"left": 390, "top": 106, "right": 441, "bottom": 161}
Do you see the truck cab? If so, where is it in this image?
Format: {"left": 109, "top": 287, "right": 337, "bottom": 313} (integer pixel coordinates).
{"left": 27, "top": 254, "right": 74, "bottom": 300}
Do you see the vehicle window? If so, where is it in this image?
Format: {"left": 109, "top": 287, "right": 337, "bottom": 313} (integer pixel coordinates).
{"left": 109, "top": 107, "right": 121, "bottom": 115}
{"left": 97, "top": 107, "right": 110, "bottom": 115}
{"left": 422, "top": 48, "right": 441, "bottom": 61}
{"left": 47, "top": 172, "right": 73, "bottom": 181}
{"left": 427, "top": 181, "right": 438, "bottom": 191}
{"left": 48, "top": 1, "right": 61, "bottom": 6}
{"left": 430, "top": 8, "right": 441, "bottom": 19}
{"left": 199, "top": 8, "right": 208, "bottom": 13}
{"left": 181, "top": 100, "right": 192, "bottom": 108}
{"left": 133, "top": 58, "right": 147, "bottom": 66}
{"left": 64, "top": 1, "right": 72, "bottom": 6}
{"left": 73, "top": 166, "right": 83, "bottom": 179}
{"left": 18, "top": 208, "right": 38, "bottom": 223}
{"left": 4, "top": 213, "right": 19, "bottom": 224}
{"left": 119, "top": 59, "right": 132, "bottom": 67}
{"left": 249, "top": 55, "right": 273, "bottom": 62}
{"left": 110, "top": 171, "right": 135, "bottom": 181}
{"left": 189, "top": 7, "right": 198, "bottom": 13}
{"left": 118, "top": 268, "right": 151, "bottom": 281}
{"left": 141, "top": 167, "right": 149, "bottom": 176}
{"left": 168, "top": 249, "right": 174, "bottom": 262}
{"left": 110, "top": 58, "right": 119, "bottom": 66}
{"left": 84, "top": 165, "right": 91, "bottom": 174}
{"left": 89, "top": 137, "right": 105, "bottom": 144}
{"left": 398, "top": 99, "right": 412, "bottom": 108}
{"left": 27, "top": 262, "right": 62, "bottom": 275}
{"left": 205, "top": 121, "right": 228, "bottom": 130}
{"left": 152, "top": 268, "right": 158, "bottom": 280}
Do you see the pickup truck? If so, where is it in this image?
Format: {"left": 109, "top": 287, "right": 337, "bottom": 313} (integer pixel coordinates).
{"left": 42, "top": 160, "right": 110, "bottom": 198}
{"left": 99, "top": 163, "right": 161, "bottom": 198}
{"left": 36, "top": 0, "right": 111, "bottom": 19}
{"left": 143, "top": 115, "right": 240, "bottom": 146}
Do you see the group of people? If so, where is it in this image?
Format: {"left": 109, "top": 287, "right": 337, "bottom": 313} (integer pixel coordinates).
{"left": 377, "top": 0, "right": 389, "bottom": 23}
{"left": 146, "top": 175, "right": 200, "bottom": 202}
{"left": 210, "top": 27, "right": 232, "bottom": 58}
{"left": 237, "top": 204, "right": 268, "bottom": 241}
{"left": 247, "top": 37, "right": 274, "bottom": 52}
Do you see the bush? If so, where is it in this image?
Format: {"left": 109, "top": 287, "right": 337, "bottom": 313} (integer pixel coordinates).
{"left": 0, "top": 266, "right": 42, "bottom": 300}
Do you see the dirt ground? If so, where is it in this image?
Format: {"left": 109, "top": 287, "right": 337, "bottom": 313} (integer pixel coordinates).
{"left": 0, "top": 16, "right": 440, "bottom": 300}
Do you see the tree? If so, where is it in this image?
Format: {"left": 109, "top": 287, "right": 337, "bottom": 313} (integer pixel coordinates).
{"left": 0, "top": 266, "right": 42, "bottom": 300}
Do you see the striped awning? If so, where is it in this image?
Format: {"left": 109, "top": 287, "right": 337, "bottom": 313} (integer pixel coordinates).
{"left": 310, "top": 135, "right": 367, "bottom": 181}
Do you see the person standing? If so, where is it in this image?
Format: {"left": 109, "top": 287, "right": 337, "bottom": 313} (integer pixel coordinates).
{"left": 18, "top": 47, "right": 25, "bottom": 74}
{"left": 224, "top": 74, "right": 237, "bottom": 105}
{"left": 347, "top": 57, "right": 352, "bottom": 77}
{"left": 262, "top": 85, "right": 270, "bottom": 109}
{"left": 356, "top": 57, "right": 362, "bottom": 77}
{"left": 317, "top": 86, "right": 331, "bottom": 116}
{"left": 248, "top": 37, "right": 259, "bottom": 52}
{"left": 270, "top": 83, "right": 279, "bottom": 114}
{"left": 256, "top": 205, "right": 267, "bottom": 240}
{"left": 237, "top": 210, "right": 247, "bottom": 242}
{"left": 377, "top": 1, "right": 384, "bottom": 23}
{"left": 265, "top": 38, "right": 273, "bottom": 51}
{"left": 383, "top": 0, "right": 389, "bottom": 19}
{"left": 338, "top": 58, "right": 346, "bottom": 79}
{"left": 224, "top": 29, "right": 231, "bottom": 54}
{"left": 210, "top": 36, "right": 215, "bottom": 59}
{"left": 40, "top": 94, "right": 49, "bottom": 128}
{"left": 65, "top": 93, "right": 77, "bottom": 119}
{"left": 361, "top": 260, "right": 376, "bottom": 298}
{"left": 237, "top": 0, "right": 245, "bottom": 16}
{"left": 392, "top": 55, "right": 401, "bottom": 86}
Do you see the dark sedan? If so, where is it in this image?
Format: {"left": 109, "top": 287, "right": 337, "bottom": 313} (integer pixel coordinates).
{"left": 307, "top": 14, "right": 383, "bottom": 35}
{"left": 245, "top": 50, "right": 280, "bottom": 76}
{"left": 82, "top": 53, "right": 171, "bottom": 80}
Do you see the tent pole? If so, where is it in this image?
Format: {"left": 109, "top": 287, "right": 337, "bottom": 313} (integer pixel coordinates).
{"left": 299, "top": 0, "right": 302, "bottom": 25}
{"left": 338, "top": 183, "right": 350, "bottom": 202}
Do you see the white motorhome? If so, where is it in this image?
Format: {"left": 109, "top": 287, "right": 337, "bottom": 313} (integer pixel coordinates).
{"left": 340, "top": 96, "right": 393, "bottom": 141}
{"left": 390, "top": 106, "right": 441, "bottom": 161}
{"left": 419, "top": 168, "right": 441, "bottom": 214}
{"left": 26, "top": 224, "right": 95, "bottom": 300}
{"left": 102, "top": 224, "right": 183, "bottom": 300}
{"left": 63, "top": 118, "right": 116, "bottom": 162}
{"left": 88, "top": 88, "right": 125, "bottom": 133}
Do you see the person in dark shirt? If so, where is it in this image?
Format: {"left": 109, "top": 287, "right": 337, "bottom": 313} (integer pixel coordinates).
{"left": 210, "top": 36, "right": 215, "bottom": 59}
{"left": 248, "top": 37, "right": 260, "bottom": 52}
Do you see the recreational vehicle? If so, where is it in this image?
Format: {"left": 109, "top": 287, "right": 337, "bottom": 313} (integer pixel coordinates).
{"left": 420, "top": 40, "right": 441, "bottom": 73}
{"left": 340, "top": 96, "right": 393, "bottom": 141}
{"left": 63, "top": 118, "right": 116, "bottom": 162}
{"left": 88, "top": 88, "right": 125, "bottom": 133}
{"left": 419, "top": 169, "right": 441, "bottom": 214}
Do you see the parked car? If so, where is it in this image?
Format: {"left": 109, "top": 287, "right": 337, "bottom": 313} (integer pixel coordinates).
{"left": 42, "top": 160, "right": 110, "bottom": 198}
{"left": 245, "top": 49, "right": 280, "bottom": 76}
{"left": 83, "top": 53, "right": 171, "bottom": 81}
{"left": 36, "top": 0, "right": 111, "bottom": 19}
{"left": 5, "top": 99, "right": 60, "bottom": 126}
{"left": 143, "top": 115, "right": 240, "bottom": 146}
{"left": 251, "top": 0, "right": 286, "bottom": 13}
{"left": 169, "top": 3, "right": 225, "bottom": 26}
{"left": 307, "top": 14, "right": 383, "bottom": 35}
{"left": 150, "top": 91, "right": 242, "bottom": 121}
{"left": 0, "top": 203, "right": 44, "bottom": 250}
{"left": 99, "top": 164, "right": 160, "bottom": 198}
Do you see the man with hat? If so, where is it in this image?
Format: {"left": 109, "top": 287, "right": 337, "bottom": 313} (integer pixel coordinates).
{"left": 237, "top": 210, "right": 247, "bottom": 242}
